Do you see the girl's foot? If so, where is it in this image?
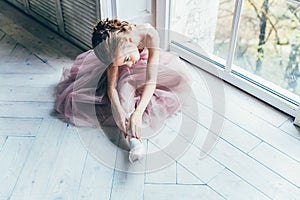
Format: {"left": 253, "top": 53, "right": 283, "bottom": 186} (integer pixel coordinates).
{"left": 129, "top": 138, "right": 145, "bottom": 163}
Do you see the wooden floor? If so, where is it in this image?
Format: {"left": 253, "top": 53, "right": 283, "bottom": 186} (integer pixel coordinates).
{"left": 1, "top": 1, "right": 300, "bottom": 199}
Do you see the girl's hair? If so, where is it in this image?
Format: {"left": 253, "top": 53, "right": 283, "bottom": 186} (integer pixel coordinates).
{"left": 92, "top": 18, "right": 133, "bottom": 48}
{"left": 92, "top": 19, "right": 134, "bottom": 65}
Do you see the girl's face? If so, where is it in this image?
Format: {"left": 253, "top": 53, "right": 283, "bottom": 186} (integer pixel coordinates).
{"left": 114, "top": 41, "right": 140, "bottom": 67}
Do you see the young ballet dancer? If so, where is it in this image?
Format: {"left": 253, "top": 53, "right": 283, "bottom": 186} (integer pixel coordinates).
{"left": 55, "top": 19, "right": 191, "bottom": 163}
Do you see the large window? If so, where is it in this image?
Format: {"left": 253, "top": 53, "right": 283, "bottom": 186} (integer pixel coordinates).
{"left": 164, "top": 0, "right": 300, "bottom": 117}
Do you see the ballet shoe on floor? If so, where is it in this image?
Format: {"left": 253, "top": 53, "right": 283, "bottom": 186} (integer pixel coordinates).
{"left": 129, "top": 138, "right": 145, "bottom": 163}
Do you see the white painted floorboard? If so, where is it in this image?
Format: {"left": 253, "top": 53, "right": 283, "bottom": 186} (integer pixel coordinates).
{"left": 0, "top": 137, "right": 34, "bottom": 199}
{"left": 1, "top": 1, "right": 300, "bottom": 199}
{"left": 0, "top": 136, "right": 7, "bottom": 151}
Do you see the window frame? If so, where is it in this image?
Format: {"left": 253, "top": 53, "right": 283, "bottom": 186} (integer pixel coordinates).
{"left": 157, "top": 0, "right": 300, "bottom": 118}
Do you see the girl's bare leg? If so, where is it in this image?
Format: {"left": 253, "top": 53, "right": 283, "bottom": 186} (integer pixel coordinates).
{"left": 118, "top": 82, "right": 145, "bottom": 163}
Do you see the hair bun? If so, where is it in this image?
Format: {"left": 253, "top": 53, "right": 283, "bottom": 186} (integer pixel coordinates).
{"left": 92, "top": 18, "right": 134, "bottom": 48}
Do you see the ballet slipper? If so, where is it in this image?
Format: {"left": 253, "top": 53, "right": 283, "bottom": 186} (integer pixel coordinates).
{"left": 129, "top": 137, "right": 145, "bottom": 163}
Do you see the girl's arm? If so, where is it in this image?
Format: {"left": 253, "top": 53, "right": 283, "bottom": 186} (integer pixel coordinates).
{"left": 107, "top": 65, "right": 128, "bottom": 134}
{"left": 130, "top": 26, "right": 160, "bottom": 138}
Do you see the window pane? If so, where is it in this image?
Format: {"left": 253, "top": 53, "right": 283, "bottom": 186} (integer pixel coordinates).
{"left": 233, "top": 0, "right": 300, "bottom": 100}
{"left": 170, "top": 0, "right": 235, "bottom": 65}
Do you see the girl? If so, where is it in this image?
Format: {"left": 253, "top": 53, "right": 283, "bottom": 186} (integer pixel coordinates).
{"left": 55, "top": 19, "right": 191, "bottom": 163}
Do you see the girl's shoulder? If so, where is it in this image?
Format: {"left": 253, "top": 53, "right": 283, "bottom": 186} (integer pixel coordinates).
{"left": 135, "top": 23, "right": 153, "bottom": 28}
{"left": 134, "top": 23, "right": 153, "bottom": 30}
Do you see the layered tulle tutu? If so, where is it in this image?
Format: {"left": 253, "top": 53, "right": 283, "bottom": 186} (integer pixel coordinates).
{"left": 54, "top": 48, "right": 191, "bottom": 128}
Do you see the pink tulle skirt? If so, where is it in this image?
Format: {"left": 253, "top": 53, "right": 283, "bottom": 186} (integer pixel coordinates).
{"left": 54, "top": 48, "right": 191, "bottom": 128}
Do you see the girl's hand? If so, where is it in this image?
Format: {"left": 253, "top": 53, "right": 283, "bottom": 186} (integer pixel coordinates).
{"left": 128, "top": 111, "right": 143, "bottom": 139}
{"left": 112, "top": 107, "right": 128, "bottom": 135}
